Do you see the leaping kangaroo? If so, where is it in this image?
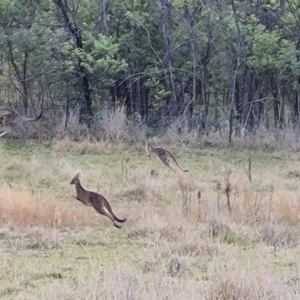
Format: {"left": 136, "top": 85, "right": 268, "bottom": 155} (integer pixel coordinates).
{"left": 0, "top": 107, "right": 43, "bottom": 137}
{"left": 145, "top": 139, "right": 189, "bottom": 173}
{"left": 70, "top": 173, "right": 126, "bottom": 228}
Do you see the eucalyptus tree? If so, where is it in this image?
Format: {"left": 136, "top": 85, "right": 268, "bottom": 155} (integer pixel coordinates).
{"left": 0, "top": 0, "right": 56, "bottom": 113}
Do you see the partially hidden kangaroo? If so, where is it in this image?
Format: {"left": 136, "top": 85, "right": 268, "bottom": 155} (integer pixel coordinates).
{"left": 70, "top": 173, "right": 126, "bottom": 228}
{"left": 145, "top": 139, "right": 189, "bottom": 173}
{"left": 0, "top": 106, "right": 43, "bottom": 137}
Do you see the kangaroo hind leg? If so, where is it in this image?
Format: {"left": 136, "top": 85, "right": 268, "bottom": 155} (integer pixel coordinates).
{"left": 93, "top": 204, "right": 122, "bottom": 229}
{"left": 0, "top": 119, "right": 10, "bottom": 137}
{"left": 158, "top": 155, "right": 175, "bottom": 173}
{"left": 104, "top": 200, "right": 126, "bottom": 223}
{"left": 0, "top": 131, "right": 7, "bottom": 137}
{"left": 165, "top": 158, "right": 177, "bottom": 173}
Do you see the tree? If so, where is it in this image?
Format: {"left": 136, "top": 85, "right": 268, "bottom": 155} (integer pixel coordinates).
{"left": 53, "top": 0, "right": 93, "bottom": 126}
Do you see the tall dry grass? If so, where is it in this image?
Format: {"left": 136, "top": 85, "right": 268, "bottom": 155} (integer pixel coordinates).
{"left": 8, "top": 103, "right": 300, "bottom": 155}
{"left": 0, "top": 184, "right": 91, "bottom": 227}
{"left": 207, "top": 272, "right": 287, "bottom": 300}
{"left": 113, "top": 153, "right": 300, "bottom": 228}
{"left": 101, "top": 105, "right": 128, "bottom": 142}
{"left": 53, "top": 136, "right": 109, "bottom": 154}
{"left": 12, "top": 263, "right": 297, "bottom": 300}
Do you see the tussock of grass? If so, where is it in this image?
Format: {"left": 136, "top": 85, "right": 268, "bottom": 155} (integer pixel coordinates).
{"left": 120, "top": 167, "right": 168, "bottom": 202}
{"left": 0, "top": 184, "right": 90, "bottom": 227}
{"left": 101, "top": 105, "right": 128, "bottom": 142}
{"left": 53, "top": 136, "right": 73, "bottom": 152}
{"left": 260, "top": 222, "right": 299, "bottom": 249}
{"left": 53, "top": 137, "right": 109, "bottom": 154}
{"left": 273, "top": 187, "right": 300, "bottom": 223}
{"left": 208, "top": 273, "right": 283, "bottom": 300}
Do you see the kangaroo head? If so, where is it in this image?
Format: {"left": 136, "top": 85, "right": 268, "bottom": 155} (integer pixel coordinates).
{"left": 70, "top": 173, "right": 80, "bottom": 185}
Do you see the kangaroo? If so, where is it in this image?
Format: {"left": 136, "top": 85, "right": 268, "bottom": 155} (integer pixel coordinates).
{"left": 70, "top": 173, "right": 126, "bottom": 228}
{"left": 0, "top": 107, "right": 43, "bottom": 137}
{"left": 145, "top": 139, "right": 189, "bottom": 173}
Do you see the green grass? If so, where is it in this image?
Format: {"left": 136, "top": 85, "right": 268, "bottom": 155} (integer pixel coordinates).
{"left": 0, "top": 139, "right": 300, "bottom": 299}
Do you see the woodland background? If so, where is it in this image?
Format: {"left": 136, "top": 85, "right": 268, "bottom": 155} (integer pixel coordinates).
{"left": 2, "top": 2, "right": 300, "bottom": 298}
{"left": 0, "top": 0, "right": 299, "bottom": 144}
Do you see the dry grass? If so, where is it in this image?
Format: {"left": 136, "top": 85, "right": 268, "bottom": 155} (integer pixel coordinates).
{"left": 208, "top": 272, "right": 286, "bottom": 300}
{"left": 0, "top": 184, "right": 91, "bottom": 227}
{"left": 101, "top": 105, "right": 128, "bottom": 142}
{"left": 8, "top": 106, "right": 300, "bottom": 155}
{"left": 53, "top": 136, "right": 109, "bottom": 154}
{"left": 1, "top": 140, "right": 300, "bottom": 299}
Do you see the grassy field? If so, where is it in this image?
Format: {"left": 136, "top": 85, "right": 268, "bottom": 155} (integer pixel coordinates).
{"left": 1, "top": 137, "right": 300, "bottom": 299}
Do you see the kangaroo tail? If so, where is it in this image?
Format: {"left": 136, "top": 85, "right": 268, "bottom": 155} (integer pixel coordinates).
{"left": 116, "top": 217, "right": 127, "bottom": 223}
{"left": 178, "top": 167, "right": 189, "bottom": 172}
{"left": 173, "top": 158, "right": 189, "bottom": 172}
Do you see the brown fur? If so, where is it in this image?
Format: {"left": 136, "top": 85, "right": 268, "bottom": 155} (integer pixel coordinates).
{"left": 145, "top": 139, "right": 189, "bottom": 173}
{"left": 0, "top": 107, "right": 43, "bottom": 137}
{"left": 70, "top": 173, "right": 126, "bottom": 229}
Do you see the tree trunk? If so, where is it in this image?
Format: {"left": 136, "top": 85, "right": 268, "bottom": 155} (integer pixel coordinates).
{"left": 53, "top": 0, "right": 93, "bottom": 127}
{"left": 294, "top": 38, "right": 300, "bottom": 125}
{"left": 229, "top": 76, "right": 236, "bottom": 144}
{"left": 160, "top": 0, "right": 177, "bottom": 116}
{"left": 271, "top": 78, "right": 279, "bottom": 128}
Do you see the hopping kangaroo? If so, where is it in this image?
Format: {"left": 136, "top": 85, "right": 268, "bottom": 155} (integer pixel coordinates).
{"left": 70, "top": 173, "right": 126, "bottom": 228}
{"left": 145, "top": 139, "right": 189, "bottom": 173}
{"left": 0, "top": 107, "right": 43, "bottom": 137}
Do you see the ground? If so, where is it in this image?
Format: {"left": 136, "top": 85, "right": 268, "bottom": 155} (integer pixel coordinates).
{"left": 0, "top": 138, "right": 300, "bottom": 299}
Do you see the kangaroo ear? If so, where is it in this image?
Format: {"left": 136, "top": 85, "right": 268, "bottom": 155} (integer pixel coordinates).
{"left": 74, "top": 173, "right": 80, "bottom": 179}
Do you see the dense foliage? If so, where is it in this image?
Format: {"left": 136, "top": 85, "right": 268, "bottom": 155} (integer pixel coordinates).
{"left": 0, "top": 0, "right": 298, "bottom": 138}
